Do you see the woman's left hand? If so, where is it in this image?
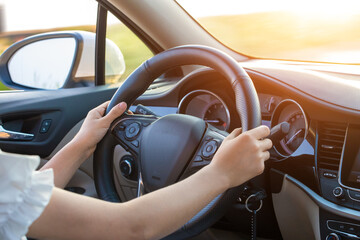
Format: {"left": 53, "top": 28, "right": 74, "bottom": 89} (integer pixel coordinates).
{"left": 73, "top": 101, "right": 128, "bottom": 154}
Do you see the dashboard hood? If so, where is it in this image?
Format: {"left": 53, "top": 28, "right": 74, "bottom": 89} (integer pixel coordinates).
{"left": 242, "top": 60, "right": 360, "bottom": 112}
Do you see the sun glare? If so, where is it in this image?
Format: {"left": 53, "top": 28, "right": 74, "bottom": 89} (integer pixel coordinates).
{"left": 288, "top": 0, "right": 359, "bottom": 22}
{"left": 178, "top": 0, "right": 360, "bottom": 63}
{"left": 178, "top": 0, "right": 360, "bottom": 17}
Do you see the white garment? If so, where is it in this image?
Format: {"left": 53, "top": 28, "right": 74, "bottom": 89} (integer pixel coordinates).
{"left": 0, "top": 149, "right": 54, "bottom": 240}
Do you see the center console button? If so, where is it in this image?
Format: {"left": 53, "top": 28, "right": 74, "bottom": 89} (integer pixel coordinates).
{"left": 323, "top": 172, "right": 337, "bottom": 179}
{"left": 328, "top": 220, "right": 346, "bottom": 232}
{"left": 348, "top": 190, "right": 360, "bottom": 201}
{"left": 327, "top": 220, "right": 337, "bottom": 230}
{"left": 333, "top": 187, "right": 345, "bottom": 199}
{"left": 346, "top": 225, "right": 356, "bottom": 234}
{"left": 326, "top": 233, "right": 340, "bottom": 240}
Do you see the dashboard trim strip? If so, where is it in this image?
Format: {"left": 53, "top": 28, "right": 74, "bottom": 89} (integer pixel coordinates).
{"left": 284, "top": 173, "right": 360, "bottom": 221}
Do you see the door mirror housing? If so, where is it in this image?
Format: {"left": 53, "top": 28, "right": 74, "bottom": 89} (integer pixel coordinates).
{"left": 0, "top": 31, "right": 125, "bottom": 90}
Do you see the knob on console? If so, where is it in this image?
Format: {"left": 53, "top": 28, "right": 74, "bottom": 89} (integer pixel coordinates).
{"left": 326, "top": 233, "right": 341, "bottom": 240}
{"left": 333, "top": 187, "right": 345, "bottom": 199}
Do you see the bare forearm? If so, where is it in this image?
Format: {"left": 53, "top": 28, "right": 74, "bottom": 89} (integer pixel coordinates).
{"left": 29, "top": 166, "right": 229, "bottom": 240}
{"left": 40, "top": 139, "right": 92, "bottom": 188}
{"left": 121, "top": 165, "right": 229, "bottom": 240}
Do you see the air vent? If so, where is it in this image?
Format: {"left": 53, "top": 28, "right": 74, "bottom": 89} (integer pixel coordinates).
{"left": 317, "top": 122, "right": 347, "bottom": 170}
{"left": 147, "top": 82, "right": 172, "bottom": 91}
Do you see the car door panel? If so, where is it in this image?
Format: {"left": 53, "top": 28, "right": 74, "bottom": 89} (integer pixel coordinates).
{"left": 0, "top": 86, "right": 117, "bottom": 157}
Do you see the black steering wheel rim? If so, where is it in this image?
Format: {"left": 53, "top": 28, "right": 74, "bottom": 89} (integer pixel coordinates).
{"left": 94, "top": 45, "right": 261, "bottom": 239}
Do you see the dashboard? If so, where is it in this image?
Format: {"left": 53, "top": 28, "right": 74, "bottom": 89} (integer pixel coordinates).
{"left": 125, "top": 60, "right": 360, "bottom": 240}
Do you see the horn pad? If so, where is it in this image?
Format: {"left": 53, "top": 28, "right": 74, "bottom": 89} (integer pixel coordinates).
{"left": 140, "top": 114, "right": 206, "bottom": 192}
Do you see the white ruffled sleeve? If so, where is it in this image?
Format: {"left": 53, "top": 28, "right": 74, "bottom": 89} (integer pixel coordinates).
{"left": 0, "top": 149, "right": 54, "bottom": 240}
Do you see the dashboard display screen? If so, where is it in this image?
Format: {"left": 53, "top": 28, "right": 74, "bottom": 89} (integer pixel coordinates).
{"left": 339, "top": 125, "right": 360, "bottom": 191}
{"left": 348, "top": 151, "right": 360, "bottom": 184}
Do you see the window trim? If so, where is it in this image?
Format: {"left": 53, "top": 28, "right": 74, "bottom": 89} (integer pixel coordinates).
{"left": 95, "top": 4, "right": 108, "bottom": 86}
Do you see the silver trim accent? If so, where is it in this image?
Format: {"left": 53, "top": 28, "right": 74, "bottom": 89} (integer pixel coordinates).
{"left": 177, "top": 89, "right": 231, "bottom": 131}
{"left": 338, "top": 125, "right": 360, "bottom": 193}
{"left": 270, "top": 99, "right": 309, "bottom": 160}
{"left": 332, "top": 187, "right": 344, "bottom": 198}
{"left": 0, "top": 125, "right": 34, "bottom": 141}
{"left": 321, "top": 144, "right": 334, "bottom": 150}
{"left": 137, "top": 172, "right": 145, "bottom": 197}
{"left": 267, "top": 96, "right": 276, "bottom": 113}
{"left": 284, "top": 173, "right": 360, "bottom": 221}
{"left": 122, "top": 159, "right": 132, "bottom": 176}
{"left": 326, "top": 220, "right": 360, "bottom": 239}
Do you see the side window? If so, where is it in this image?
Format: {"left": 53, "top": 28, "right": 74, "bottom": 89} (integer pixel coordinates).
{"left": 105, "top": 12, "right": 153, "bottom": 85}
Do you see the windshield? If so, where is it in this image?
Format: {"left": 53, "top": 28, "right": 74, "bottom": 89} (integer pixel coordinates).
{"left": 177, "top": 0, "right": 360, "bottom": 64}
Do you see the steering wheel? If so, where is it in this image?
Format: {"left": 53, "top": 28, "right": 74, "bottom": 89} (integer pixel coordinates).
{"left": 93, "top": 45, "right": 261, "bottom": 239}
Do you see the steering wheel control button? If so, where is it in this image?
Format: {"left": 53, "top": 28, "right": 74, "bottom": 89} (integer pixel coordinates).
{"left": 39, "top": 119, "right": 52, "bottom": 133}
{"left": 131, "top": 140, "right": 139, "bottom": 148}
{"left": 201, "top": 140, "right": 218, "bottom": 159}
{"left": 125, "top": 122, "right": 141, "bottom": 140}
{"left": 194, "top": 155, "right": 203, "bottom": 162}
{"left": 204, "top": 136, "right": 213, "bottom": 141}
{"left": 333, "top": 187, "right": 345, "bottom": 199}
{"left": 206, "top": 145, "right": 214, "bottom": 152}
{"left": 120, "top": 156, "right": 134, "bottom": 178}
{"left": 191, "top": 160, "right": 209, "bottom": 168}
{"left": 142, "top": 122, "right": 151, "bottom": 127}
{"left": 117, "top": 124, "right": 126, "bottom": 131}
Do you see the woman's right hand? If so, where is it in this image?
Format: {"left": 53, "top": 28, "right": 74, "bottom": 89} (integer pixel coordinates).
{"left": 209, "top": 125, "right": 273, "bottom": 189}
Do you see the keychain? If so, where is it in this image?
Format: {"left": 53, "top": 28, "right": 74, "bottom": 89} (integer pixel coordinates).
{"left": 245, "top": 193, "right": 263, "bottom": 240}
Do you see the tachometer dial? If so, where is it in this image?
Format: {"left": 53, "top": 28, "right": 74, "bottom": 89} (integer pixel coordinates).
{"left": 280, "top": 112, "right": 306, "bottom": 155}
{"left": 271, "top": 99, "right": 308, "bottom": 159}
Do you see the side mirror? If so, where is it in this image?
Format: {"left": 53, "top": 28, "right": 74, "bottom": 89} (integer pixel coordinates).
{"left": 0, "top": 31, "right": 125, "bottom": 90}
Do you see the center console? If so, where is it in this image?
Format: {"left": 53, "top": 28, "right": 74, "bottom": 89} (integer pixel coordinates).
{"left": 318, "top": 124, "right": 360, "bottom": 240}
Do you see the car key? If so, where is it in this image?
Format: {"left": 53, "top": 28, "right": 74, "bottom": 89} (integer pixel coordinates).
{"left": 245, "top": 191, "right": 264, "bottom": 240}
{"left": 251, "top": 209, "right": 257, "bottom": 240}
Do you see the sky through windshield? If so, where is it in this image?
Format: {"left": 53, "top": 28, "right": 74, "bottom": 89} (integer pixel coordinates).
{"left": 177, "top": 0, "right": 360, "bottom": 64}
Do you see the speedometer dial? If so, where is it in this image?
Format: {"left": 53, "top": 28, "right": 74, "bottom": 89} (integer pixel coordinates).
{"left": 204, "top": 102, "right": 228, "bottom": 131}
{"left": 271, "top": 99, "right": 308, "bottom": 158}
{"left": 178, "top": 90, "right": 231, "bottom": 131}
